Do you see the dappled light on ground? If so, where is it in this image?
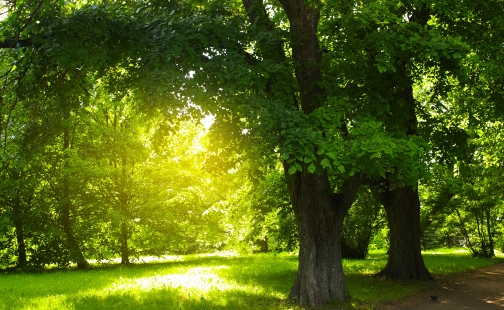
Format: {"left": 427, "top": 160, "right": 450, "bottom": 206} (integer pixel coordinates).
{"left": 102, "top": 265, "right": 276, "bottom": 298}
{"left": 0, "top": 254, "right": 296, "bottom": 310}
{"left": 124, "top": 266, "right": 230, "bottom": 292}
{"left": 62, "top": 265, "right": 288, "bottom": 309}
{"left": 1, "top": 251, "right": 502, "bottom": 309}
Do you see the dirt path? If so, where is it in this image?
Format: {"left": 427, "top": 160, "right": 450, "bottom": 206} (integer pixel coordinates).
{"left": 378, "top": 262, "right": 504, "bottom": 309}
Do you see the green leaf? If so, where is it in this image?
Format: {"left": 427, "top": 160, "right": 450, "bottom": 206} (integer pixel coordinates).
{"left": 377, "top": 64, "right": 387, "bottom": 73}
{"left": 304, "top": 157, "right": 312, "bottom": 163}
{"left": 308, "top": 163, "right": 316, "bottom": 173}
{"left": 295, "top": 162, "right": 303, "bottom": 172}
{"left": 321, "top": 158, "right": 331, "bottom": 169}
{"left": 288, "top": 165, "right": 297, "bottom": 175}
{"left": 282, "top": 152, "right": 290, "bottom": 160}
{"left": 326, "top": 152, "right": 337, "bottom": 160}
{"left": 337, "top": 165, "right": 345, "bottom": 173}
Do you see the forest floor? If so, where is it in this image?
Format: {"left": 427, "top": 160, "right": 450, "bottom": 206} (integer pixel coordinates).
{"left": 377, "top": 261, "right": 504, "bottom": 309}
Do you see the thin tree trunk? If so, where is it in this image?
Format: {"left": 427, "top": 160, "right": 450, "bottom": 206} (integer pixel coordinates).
{"left": 12, "top": 197, "right": 27, "bottom": 268}
{"left": 14, "top": 223, "right": 27, "bottom": 268}
{"left": 120, "top": 221, "right": 129, "bottom": 264}
{"left": 62, "top": 127, "right": 88, "bottom": 269}
{"left": 10, "top": 170, "right": 27, "bottom": 268}
{"left": 119, "top": 155, "right": 130, "bottom": 264}
{"left": 376, "top": 185, "right": 431, "bottom": 280}
{"left": 455, "top": 208, "right": 475, "bottom": 255}
{"left": 484, "top": 206, "right": 495, "bottom": 258}
{"left": 60, "top": 204, "right": 88, "bottom": 269}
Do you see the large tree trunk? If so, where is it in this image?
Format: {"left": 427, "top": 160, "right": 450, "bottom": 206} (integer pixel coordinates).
{"left": 376, "top": 185, "right": 431, "bottom": 280}
{"left": 286, "top": 172, "right": 345, "bottom": 305}
{"left": 242, "top": 0, "right": 359, "bottom": 306}
{"left": 286, "top": 169, "right": 360, "bottom": 306}
{"left": 374, "top": 36, "right": 431, "bottom": 278}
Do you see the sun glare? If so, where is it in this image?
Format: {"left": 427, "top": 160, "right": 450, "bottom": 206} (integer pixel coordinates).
{"left": 95, "top": 263, "right": 284, "bottom": 301}
{"left": 127, "top": 266, "right": 229, "bottom": 292}
{"left": 201, "top": 114, "right": 215, "bottom": 130}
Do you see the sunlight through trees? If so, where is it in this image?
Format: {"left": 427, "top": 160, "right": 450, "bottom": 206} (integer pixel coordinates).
{"left": 1, "top": 0, "right": 504, "bottom": 307}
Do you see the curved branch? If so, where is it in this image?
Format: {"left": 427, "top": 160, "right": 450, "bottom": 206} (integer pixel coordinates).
{"left": 0, "top": 38, "right": 32, "bottom": 48}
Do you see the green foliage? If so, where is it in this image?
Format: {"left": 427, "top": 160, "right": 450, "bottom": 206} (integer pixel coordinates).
{"left": 341, "top": 188, "right": 386, "bottom": 259}
{"left": 0, "top": 68, "right": 232, "bottom": 267}
{"left": 419, "top": 120, "right": 504, "bottom": 257}
{"left": 237, "top": 171, "right": 299, "bottom": 252}
{"left": 226, "top": 170, "right": 298, "bottom": 253}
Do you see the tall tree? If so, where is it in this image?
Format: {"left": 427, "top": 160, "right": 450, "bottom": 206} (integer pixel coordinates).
{"left": 2, "top": 0, "right": 504, "bottom": 306}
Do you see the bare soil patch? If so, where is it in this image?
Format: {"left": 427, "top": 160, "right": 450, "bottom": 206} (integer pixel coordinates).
{"left": 377, "top": 262, "right": 504, "bottom": 309}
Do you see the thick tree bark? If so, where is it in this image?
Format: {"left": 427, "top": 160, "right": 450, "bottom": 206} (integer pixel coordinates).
{"left": 243, "top": 0, "right": 358, "bottom": 305}
{"left": 375, "top": 185, "right": 431, "bottom": 280}
{"left": 62, "top": 128, "right": 89, "bottom": 269}
{"left": 374, "top": 40, "right": 432, "bottom": 278}
{"left": 242, "top": 0, "right": 358, "bottom": 305}
{"left": 278, "top": 0, "right": 355, "bottom": 305}
{"left": 286, "top": 169, "right": 360, "bottom": 305}
{"left": 278, "top": 0, "right": 323, "bottom": 114}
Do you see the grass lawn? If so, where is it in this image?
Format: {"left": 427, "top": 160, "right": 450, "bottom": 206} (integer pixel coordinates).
{"left": 0, "top": 249, "right": 502, "bottom": 309}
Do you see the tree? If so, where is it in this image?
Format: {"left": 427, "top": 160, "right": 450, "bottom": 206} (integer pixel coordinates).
{"left": 224, "top": 168, "right": 298, "bottom": 253}
{"left": 341, "top": 187, "right": 384, "bottom": 259}
{"left": 421, "top": 122, "right": 504, "bottom": 258}
{"left": 2, "top": 0, "right": 504, "bottom": 306}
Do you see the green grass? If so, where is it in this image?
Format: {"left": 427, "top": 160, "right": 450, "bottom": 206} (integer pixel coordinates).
{"left": 0, "top": 249, "right": 502, "bottom": 309}
{"left": 422, "top": 248, "right": 504, "bottom": 274}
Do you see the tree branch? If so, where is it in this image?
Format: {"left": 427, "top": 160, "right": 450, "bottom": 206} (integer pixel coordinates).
{"left": 0, "top": 38, "right": 32, "bottom": 48}
{"left": 334, "top": 172, "right": 363, "bottom": 216}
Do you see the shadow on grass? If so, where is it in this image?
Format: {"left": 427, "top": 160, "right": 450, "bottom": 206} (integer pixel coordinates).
{"left": 422, "top": 252, "right": 504, "bottom": 275}
{"left": 4, "top": 251, "right": 501, "bottom": 310}
{"left": 65, "top": 285, "right": 288, "bottom": 310}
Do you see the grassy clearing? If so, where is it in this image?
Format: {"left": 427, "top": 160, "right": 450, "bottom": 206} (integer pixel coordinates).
{"left": 0, "top": 249, "right": 502, "bottom": 310}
